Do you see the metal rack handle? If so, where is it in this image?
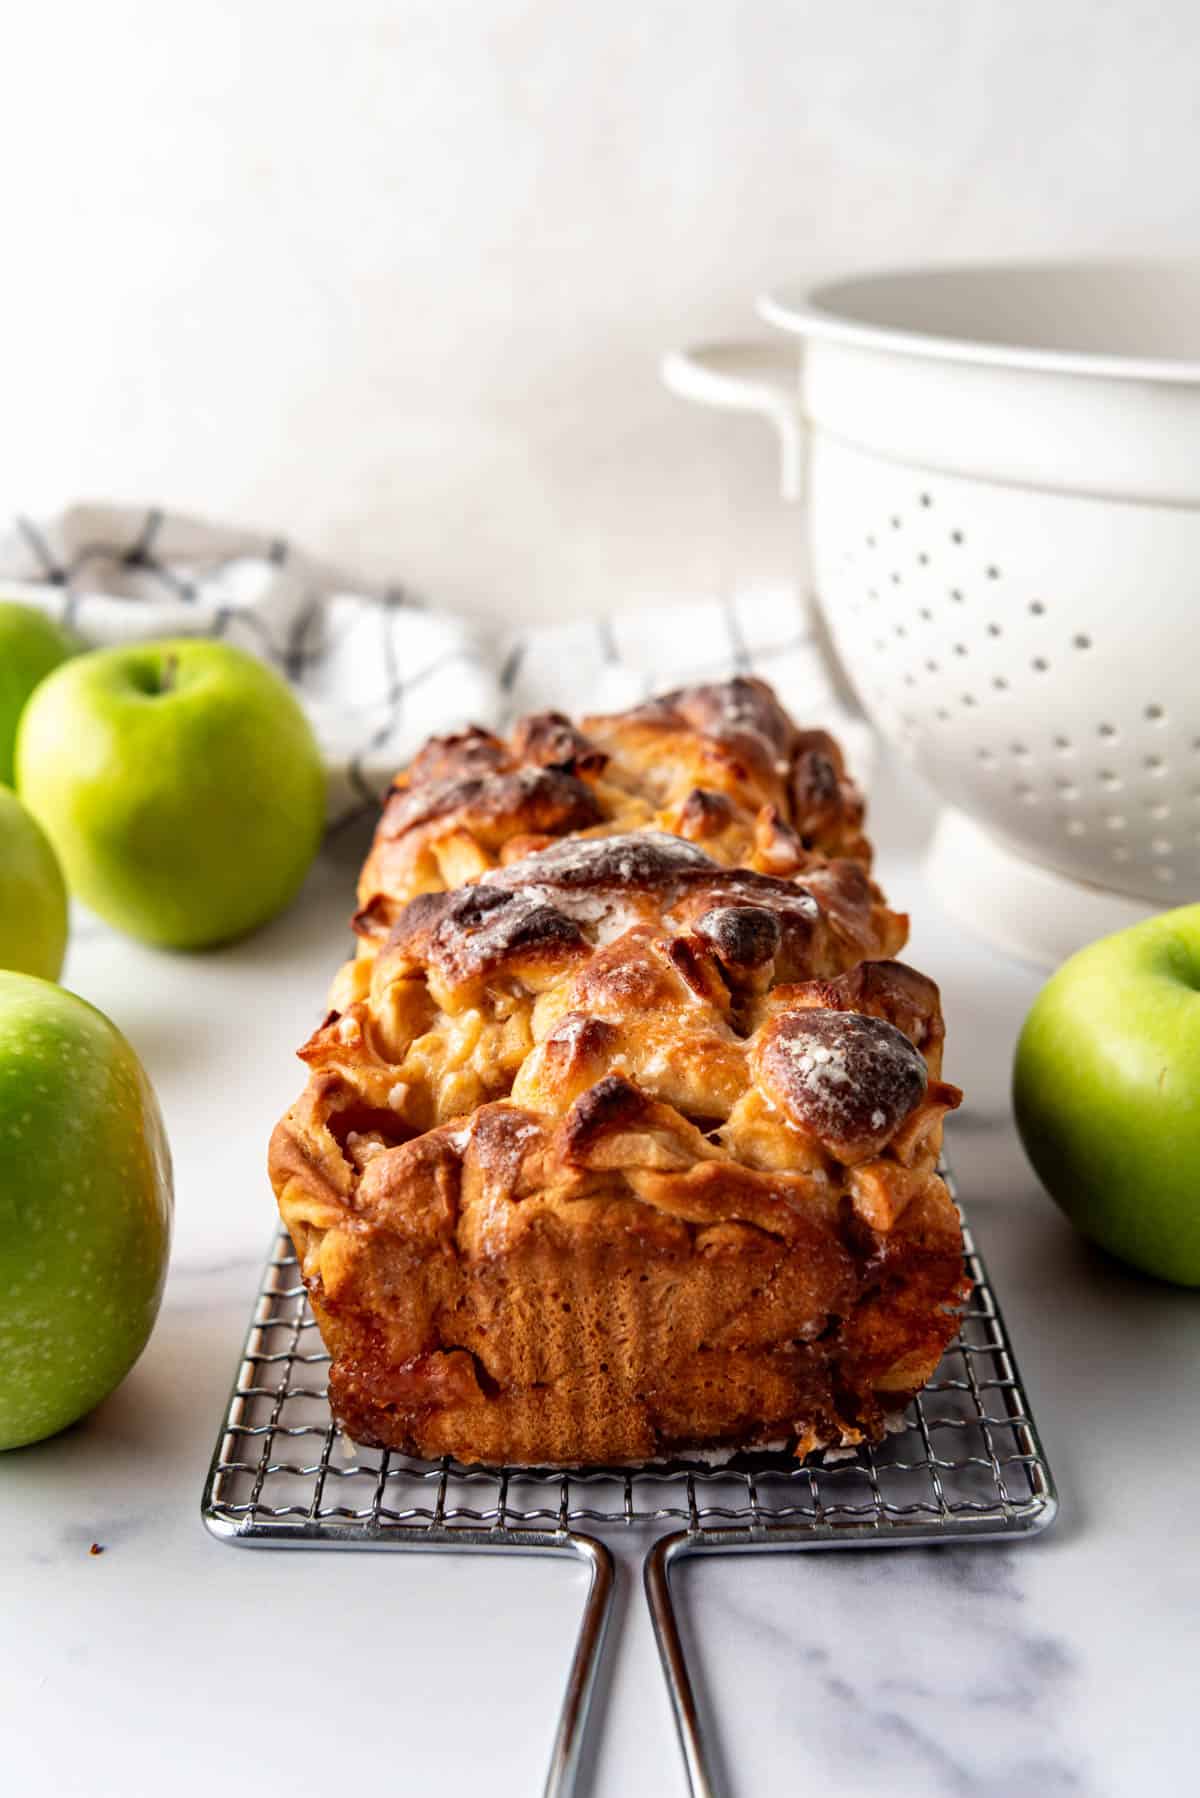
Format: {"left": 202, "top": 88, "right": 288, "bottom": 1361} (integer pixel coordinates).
{"left": 645, "top": 1531, "right": 721, "bottom": 1798}
{"left": 544, "top": 1532, "right": 616, "bottom": 1798}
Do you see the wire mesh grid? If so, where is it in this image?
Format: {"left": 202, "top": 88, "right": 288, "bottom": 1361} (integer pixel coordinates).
{"left": 201, "top": 1171, "right": 1056, "bottom": 1798}
{"left": 202, "top": 1177, "right": 1055, "bottom": 1545}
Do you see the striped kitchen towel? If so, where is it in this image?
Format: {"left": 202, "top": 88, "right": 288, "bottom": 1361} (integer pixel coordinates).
{"left": 0, "top": 503, "right": 865, "bottom": 828}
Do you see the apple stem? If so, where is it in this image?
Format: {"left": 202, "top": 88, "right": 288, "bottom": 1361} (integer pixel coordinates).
{"left": 159, "top": 652, "right": 179, "bottom": 695}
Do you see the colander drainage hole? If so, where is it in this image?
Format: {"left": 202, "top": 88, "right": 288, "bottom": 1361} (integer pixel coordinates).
{"left": 1098, "top": 723, "right": 1119, "bottom": 741}
{"left": 1053, "top": 735, "right": 1073, "bottom": 752}
{"left": 1145, "top": 755, "right": 1166, "bottom": 774}
{"left": 1032, "top": 657, "right": 1050, "bottom": 673}
{"left": 1029, "top": 600, "right": 1046, "bottom": 616}
{"left": 1146, "top": 703, "right": 1166, "bottom": 722}
{"left": 1073, "top": 634, "right": 1092, "bottom": 651}
{"left": 987, "top": 622, "right": 1002, "bottom": 637}
{"left": 1099, "top": 771, "right": 1122, "bottom": 790}
{"left": 992, "top": 676, "right": 1009, "bottom": 691}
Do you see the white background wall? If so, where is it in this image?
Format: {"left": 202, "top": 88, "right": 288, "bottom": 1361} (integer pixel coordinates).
{"left": 1, "top": 1, "right": 1195, "bottom": 622}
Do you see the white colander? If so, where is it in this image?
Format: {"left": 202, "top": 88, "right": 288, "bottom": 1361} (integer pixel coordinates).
{"left": 665, "top": 262, "right": 1200, "bottom": 965}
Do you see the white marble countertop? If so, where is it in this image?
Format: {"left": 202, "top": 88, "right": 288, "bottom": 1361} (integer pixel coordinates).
{"left": 2, "top": 757, "right": 1195, "bottom": 1798}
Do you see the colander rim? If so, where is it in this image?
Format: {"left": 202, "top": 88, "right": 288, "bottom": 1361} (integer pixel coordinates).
{"left": 760, "top": 259, "right": 1200, "bottom": 386}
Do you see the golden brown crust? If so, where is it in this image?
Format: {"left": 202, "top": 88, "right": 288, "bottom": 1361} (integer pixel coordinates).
{"left": 583, "top": 679, "right": 870, "bottom": 863}
{"left": 353, "top": 677, "right": 875, "bottom": 950}
{"left": 270, "top": 677, "right": 968, "bottom": 1465}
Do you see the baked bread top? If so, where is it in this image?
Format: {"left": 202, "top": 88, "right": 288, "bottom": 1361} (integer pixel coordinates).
{"left": 282, "top": 946, "right": 958, "bottom": 1240}
{"left": 281, "top": 675, "right": 927, "bottom": 1257}
{"left": 313, "top": 828, "right": 907, "bottom": 1139}
{"left": 353, "top": 675, "right": 872, "bottom": 950}
{"left": 278, "top": 840, "right": 951, "bottom": 1281}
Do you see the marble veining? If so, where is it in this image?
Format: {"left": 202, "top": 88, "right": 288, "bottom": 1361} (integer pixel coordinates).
{"left": 680, "top": 1545, "right": 1088, "bottom": 1796}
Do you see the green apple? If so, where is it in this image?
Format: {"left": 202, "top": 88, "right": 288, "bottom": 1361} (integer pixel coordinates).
{"left": 1014, "top": 902, "right": 1200, "bottom": 1285}
{"left": 0, "top": 787, "right": 69, "bottom": 980}
{"left": 0, "top": 600, "right": 76, "bottom": 787}
{"left": 0, "top": 971, "right": 172, "bottom": 1449}
{"left": 16, "top": 639, "right": 326, "bottom": 950}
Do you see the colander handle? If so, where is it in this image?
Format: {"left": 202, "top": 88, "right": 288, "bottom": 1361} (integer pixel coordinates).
{"left": 661, "top": 340, "right": 804, "bottom": 501}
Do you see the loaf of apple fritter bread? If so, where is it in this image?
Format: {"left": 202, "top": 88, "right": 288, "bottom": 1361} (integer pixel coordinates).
{"left": 269, "top": 678, "right": 968, "bottom": 1465}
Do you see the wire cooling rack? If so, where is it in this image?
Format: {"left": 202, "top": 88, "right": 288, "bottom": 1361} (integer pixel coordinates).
{"left": 203, "top": 1171, "right": 1057, "bottom": 1798}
